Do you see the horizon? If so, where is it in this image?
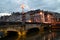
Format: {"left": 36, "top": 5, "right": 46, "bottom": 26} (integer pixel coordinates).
{"left": 0, "top": 9, "right": 60, "bottom": 17}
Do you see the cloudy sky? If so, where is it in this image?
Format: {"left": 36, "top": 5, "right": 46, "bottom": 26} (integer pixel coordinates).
{"left": 0, "top": 0, "right": 60, "bottom": 13}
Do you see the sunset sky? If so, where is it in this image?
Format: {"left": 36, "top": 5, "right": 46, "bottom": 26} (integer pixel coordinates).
{"left": 0, "top": 0, "right": 60, "bottom": 13}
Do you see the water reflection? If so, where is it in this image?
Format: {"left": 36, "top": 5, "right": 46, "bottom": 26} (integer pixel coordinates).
{"left": 0, "top": 31, "right": 60, "bottom": 40}
{"left": 42, "top": 32, "right": 57, "bottom": 40}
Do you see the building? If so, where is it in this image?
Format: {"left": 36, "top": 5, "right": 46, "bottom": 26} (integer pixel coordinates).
{"left": 0, "top": 9, "right": 60, "bottom": 24}
{"left": 6, "top": 12, "right": 22, "bottom": 22}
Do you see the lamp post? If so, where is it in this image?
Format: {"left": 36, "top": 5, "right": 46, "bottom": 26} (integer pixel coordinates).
{"left": 21, "top": 4, "right": 24, "bottom": 14}
{"left": 20, "top": 4, "right": 26, "bottom": 36}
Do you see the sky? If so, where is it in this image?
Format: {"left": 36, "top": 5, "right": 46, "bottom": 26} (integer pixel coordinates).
{"left": 0, "top": 13, "right": 11, "bottom": 17}
{"left": 0, "top": 0, "right": 60, "bottom": 13}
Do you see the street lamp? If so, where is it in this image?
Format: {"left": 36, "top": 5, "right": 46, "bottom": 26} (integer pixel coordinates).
{"left": 20, "top": 4, "right": 24, "bottom": 14}
{"left": 20, "top": 4, "right": 26, "bottom": 35}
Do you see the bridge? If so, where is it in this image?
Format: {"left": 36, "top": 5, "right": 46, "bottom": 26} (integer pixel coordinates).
{"left": 0, "top": 21, "right": 59, "bottom": 37}
{"left": 0, "top": 22, "right": 52, "bottom": 37}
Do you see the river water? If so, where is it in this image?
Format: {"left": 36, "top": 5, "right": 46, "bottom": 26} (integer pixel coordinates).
{"left": 0, "top": 29, "right": 60, "bottom": 40}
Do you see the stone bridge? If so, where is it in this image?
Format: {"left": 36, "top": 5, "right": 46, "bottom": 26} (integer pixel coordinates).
{"left": 0, "top": 22, "right": 51, "bottom": 36}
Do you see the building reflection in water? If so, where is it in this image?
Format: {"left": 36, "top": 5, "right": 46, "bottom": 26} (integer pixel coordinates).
{"left": 0, "top": 31, "right": 60, "bottom": 40}
{"left": 16, "top": 31, "right": 57, "bottom": 40}
{"left": 42, "top": 32, "right": 57, "bottom": 40}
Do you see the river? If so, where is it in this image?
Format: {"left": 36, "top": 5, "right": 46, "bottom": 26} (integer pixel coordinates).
{"left": 0, "top": 29, "right": 60, "bottom": 40}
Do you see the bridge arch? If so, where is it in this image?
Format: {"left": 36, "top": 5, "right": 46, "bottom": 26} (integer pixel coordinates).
{"left": 4, "top": 28, "right": 21, "bottom": 36}
{"left": 6, "top": 31, "right": 19, "bottom": 37}
{"left": 26, "top": 27, "right": 39, "bottom": 35}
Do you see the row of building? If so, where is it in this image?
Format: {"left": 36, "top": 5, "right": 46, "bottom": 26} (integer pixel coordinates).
{"left": 0, "top": 9, "right": 60, "bottom": 24}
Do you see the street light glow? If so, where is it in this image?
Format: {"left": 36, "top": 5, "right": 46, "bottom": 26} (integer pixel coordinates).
{"left": 20, "top": 4, "right": 25, "bottom": 9}
{"left": 28, "top": 20, "right": 32, "bottom": 22}
{"left": 39, "top": 12, "right": 43, "bottom": 15}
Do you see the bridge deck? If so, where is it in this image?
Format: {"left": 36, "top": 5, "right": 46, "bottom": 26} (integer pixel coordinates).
{"left": 0, "top": 22, "right": 52, "bottom": 25}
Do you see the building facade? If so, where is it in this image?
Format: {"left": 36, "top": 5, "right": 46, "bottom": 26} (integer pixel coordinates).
{"left": 0, "top": 9, "right": 60, "bottom": 24}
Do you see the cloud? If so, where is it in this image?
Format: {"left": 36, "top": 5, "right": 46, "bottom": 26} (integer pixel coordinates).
{"left": 0, "top": 0, "right": 60, "bottom": 13}
{"left": 0, "top": 13, "right": 11, "bottom": 16}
